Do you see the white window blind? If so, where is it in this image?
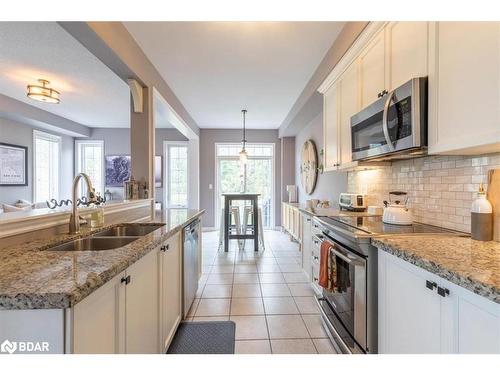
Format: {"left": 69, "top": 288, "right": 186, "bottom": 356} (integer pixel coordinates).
{"left": 34, "top": 130, "right": 61, "bottom": 203}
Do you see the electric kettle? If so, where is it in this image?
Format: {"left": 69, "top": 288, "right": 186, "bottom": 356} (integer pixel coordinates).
{"left": 382, "top": 191, "right": 413, "bottom": 225}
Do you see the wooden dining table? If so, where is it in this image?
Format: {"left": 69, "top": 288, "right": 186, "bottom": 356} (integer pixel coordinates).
{"left": 222, "top": 193, "right": 260, "bottom": 252}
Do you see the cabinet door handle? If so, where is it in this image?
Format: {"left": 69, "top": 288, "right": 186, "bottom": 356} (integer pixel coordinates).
{"left": 425, "top": 280, "right": 437, "bottom": 290}
{"left": 314, "top": 277, "right": 319, "bottom": 282}
{"left": 121, "top": 275, "right": 131, "bottom": 285}
{"left": 313, "top": 256, "right": 319, "bottom": 260}
{"left": 160, "top": 244, "right": 169, "bottom": 252}
{"left": 437, "top": 286, "right": 450, "bottom": 297}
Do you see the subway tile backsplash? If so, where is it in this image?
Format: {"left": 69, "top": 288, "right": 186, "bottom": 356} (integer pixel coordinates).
{"left": 347, "top": 153, "right": 500, "bottom": 233}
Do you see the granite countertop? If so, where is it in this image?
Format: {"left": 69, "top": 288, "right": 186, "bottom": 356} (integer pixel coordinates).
{"left": 373, "top": 236, "right": 500, "bottom": 303}
{"left": 0, "top": 209, "right": 204, "bottom": 310}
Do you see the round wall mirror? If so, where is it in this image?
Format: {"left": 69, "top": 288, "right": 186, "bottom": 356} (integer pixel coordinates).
{"left": 300, "top": 140, "right": 318, "bottom": 195}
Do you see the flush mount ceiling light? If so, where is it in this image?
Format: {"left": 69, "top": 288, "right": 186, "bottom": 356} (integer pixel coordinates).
{"left": 27, "top": 79, "right": 60, "bottom": 104}
{"left": 239, "top": 109, "right": 248, "bottom": 164}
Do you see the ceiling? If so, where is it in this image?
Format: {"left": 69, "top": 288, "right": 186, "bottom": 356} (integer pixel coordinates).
{"left": 125, "top": 22, "right": 345, "bottom": 129}
{"left": 0, "top": 22, "right": 131, "bottom": 128}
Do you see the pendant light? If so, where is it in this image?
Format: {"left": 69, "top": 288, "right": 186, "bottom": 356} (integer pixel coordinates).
{"left": 27, "top": 79, "right": 60, "bottom": 104}
{"left": 239, "top": 109, "right": 248, "bottom": 164}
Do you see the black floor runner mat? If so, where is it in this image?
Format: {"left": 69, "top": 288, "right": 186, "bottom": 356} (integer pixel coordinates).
{"left": 167, "top": 321, "right": 236, "bottom": 354}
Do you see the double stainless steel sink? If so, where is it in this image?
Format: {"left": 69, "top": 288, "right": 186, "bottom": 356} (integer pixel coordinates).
{"left": 45, "top": 224, "right": 165, "bottom": 252}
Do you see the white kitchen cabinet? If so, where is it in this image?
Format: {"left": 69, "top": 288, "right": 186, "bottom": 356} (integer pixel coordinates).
{"left": 338, "top": 61, "right": 360, "bottom": 167}
{"left": 125, "top": 248, "right": 159, "bottom": 354}
{"left": 385, "top": 21, "right": 428, "bottom": 91}
{"left": 378, "top": 251, "right": 443, "bottom": 353}
{"left": 359, "top": 30, "right": 385, "bottom": 107}
{"left": 71, "top": 248, "right": 160, "bottom": 354}
{"left": 323, "top": 82, "right": 340, "bottom": 171}
{"left": 429, "top": 22, "right": 500, "bottom": 155}
{"left": 72, "top": 271, "right": 126, "bottom": 354}
{"left": 300, "top": 213, "right": 312, "bottom": 281}
{"left": 378, "top": 249, "right": 500, "bottom": 354}
{"left": 159, "top": 232, "right": 182, "bottom": 352}
{"left": 282, "top": 203, "right": 301, "bottom": 242}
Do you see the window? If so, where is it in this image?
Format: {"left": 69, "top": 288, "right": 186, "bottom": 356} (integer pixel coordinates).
{"left": 215, "top": 143, "right": 274, "bottom": 228}
{"left": 75, "top": 140, "right": 104, "bottom": 197}
{"left": 164, "top": 142, "right": 188, "bottom": 208}
{"left": 34, "top": 130, "right": 61, "bottom": 203}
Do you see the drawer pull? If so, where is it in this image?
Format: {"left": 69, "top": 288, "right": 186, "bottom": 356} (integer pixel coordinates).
{"left": 437, "top": 286, "right": 450, "bottom": 297}
{"left": 425, "top": 280, "right": 437, "bottom": 290}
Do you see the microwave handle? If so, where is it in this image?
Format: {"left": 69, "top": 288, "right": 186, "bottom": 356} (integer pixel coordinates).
{"left": 382, "top": 90, "right": 396, "bottom": 151}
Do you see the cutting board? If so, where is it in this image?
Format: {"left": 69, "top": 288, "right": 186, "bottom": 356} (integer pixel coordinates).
{"left": 487, "top": 169, "right": 500, "bottom": 242}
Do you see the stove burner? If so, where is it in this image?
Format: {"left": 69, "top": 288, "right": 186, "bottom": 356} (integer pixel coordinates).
{"left": 321, "top": 215, "right": 456, "bottom": 236}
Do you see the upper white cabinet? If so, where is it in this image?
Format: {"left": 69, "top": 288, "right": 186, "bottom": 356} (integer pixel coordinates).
{"left": 429, "top": 22, "right": 500, "bottom": 154}
{"left": 378, "top": 250, "right": 500, "bottom": 354}
{"left": 338, "top": 61, "right": 360, "bottom": 166}
{"left": 323, "top": 82, "right": 340, "bottom": 171}
{"left": 359, "top": 30, "right": 386, "bottom": 107}
{"left": 385, "top": 21, "right": 429, "bottom": 91}
{"left": 320, "top": 21, "right": 500, "bottom": 165}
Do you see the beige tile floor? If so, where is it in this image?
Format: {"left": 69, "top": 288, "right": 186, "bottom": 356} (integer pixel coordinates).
{"left": 184, "top": 230, "right": 338, "bottom": 354}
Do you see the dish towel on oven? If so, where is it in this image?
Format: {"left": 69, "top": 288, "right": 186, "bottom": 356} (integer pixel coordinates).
{"left": 319, "top": 240, "right": 335, "bottom": 290}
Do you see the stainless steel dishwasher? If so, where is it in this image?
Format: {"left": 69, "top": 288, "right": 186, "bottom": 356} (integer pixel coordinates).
{"left": 182, "top": 219, "right": 200, "bottom": 318}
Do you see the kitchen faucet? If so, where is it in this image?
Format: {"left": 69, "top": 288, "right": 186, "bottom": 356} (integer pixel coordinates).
{"left": 69, "top": 173, "right": 97, "bottom": 234}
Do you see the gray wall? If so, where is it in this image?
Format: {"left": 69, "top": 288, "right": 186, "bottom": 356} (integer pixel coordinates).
{"left": 0, "top": 117, "right": 74, "bottom": 205}
{"left": 199, "top": 128, "right": 282, "bottom": 228}
{"left": 81, "top": 127, "right": 187, "bottom": 202}
{"left": 295, "top": 112, "right": 347, "bottom": 205}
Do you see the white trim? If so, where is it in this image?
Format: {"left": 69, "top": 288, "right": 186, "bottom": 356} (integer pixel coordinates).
{"left": 74, "top": 139, "right": 105, "bottom": 197}
{"left": 0, "top": 199, "right": 154, "bottom": 238}
{"left": 33, "top": 129, "right": 62, "bottom": 204}
{"left": 318, "top": 22, "right": 387, "bottom": 94}
{"left": 214, "top": 142, "right": 276, "bottom": 229}
{"left": 152, "top": 87, "right": 198, "bottom": 140}
{"left": 163, "top": 140, "right": 189, "bottom": 209}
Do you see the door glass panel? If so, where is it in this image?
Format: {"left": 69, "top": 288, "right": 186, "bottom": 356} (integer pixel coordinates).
{"left": 216, "top": 144, "right": 274, "bottom": 229}
{"left": 245, "top": 158, "right": 272, "bottom": 228}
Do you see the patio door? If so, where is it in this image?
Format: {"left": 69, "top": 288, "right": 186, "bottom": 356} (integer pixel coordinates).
{"left": 215, "top": 143, "right": 274, "bottom": 229}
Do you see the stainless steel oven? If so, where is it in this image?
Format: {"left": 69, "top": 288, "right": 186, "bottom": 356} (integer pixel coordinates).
{"left": 312, "top": 217, "right": 377, "bottom": 354}
{"left": 351, "top": 77, "right": 427, "bottom": 161}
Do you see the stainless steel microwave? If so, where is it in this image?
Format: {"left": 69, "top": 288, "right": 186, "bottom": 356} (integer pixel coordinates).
{"left": 351, "top": 77, "right": 428, "bottom": 161}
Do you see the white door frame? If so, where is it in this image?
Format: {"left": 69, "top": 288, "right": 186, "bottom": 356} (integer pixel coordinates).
{"left": 214, "top": 142, "right": 275, "bottom": 229}
{"left": 163, "top": 140, "right": 189, "bottom": 209}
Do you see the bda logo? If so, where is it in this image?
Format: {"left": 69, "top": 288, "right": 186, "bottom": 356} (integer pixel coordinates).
{"left": 1, "top": 339, "right": 17, "bottom": 354}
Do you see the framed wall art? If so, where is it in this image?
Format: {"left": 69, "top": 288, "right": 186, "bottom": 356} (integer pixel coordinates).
{"left": 0, "top": 143, "right": 28, "bottom": 186}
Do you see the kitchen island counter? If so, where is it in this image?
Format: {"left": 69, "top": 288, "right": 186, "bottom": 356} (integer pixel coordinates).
{"left": 0, "top": 209, "right": 204, "bottom": 310}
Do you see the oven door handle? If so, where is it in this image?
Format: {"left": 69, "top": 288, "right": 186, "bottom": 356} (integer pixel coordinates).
{"left": 331, "top": 247, "right": 364, "bottom": 267}
{"left": 382, "top": 90, "right": 396, "bottom": 151}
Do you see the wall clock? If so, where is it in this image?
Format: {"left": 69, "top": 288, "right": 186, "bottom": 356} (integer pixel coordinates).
{"left": 300, "top": 140, "right": 318, "bottom": 195}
